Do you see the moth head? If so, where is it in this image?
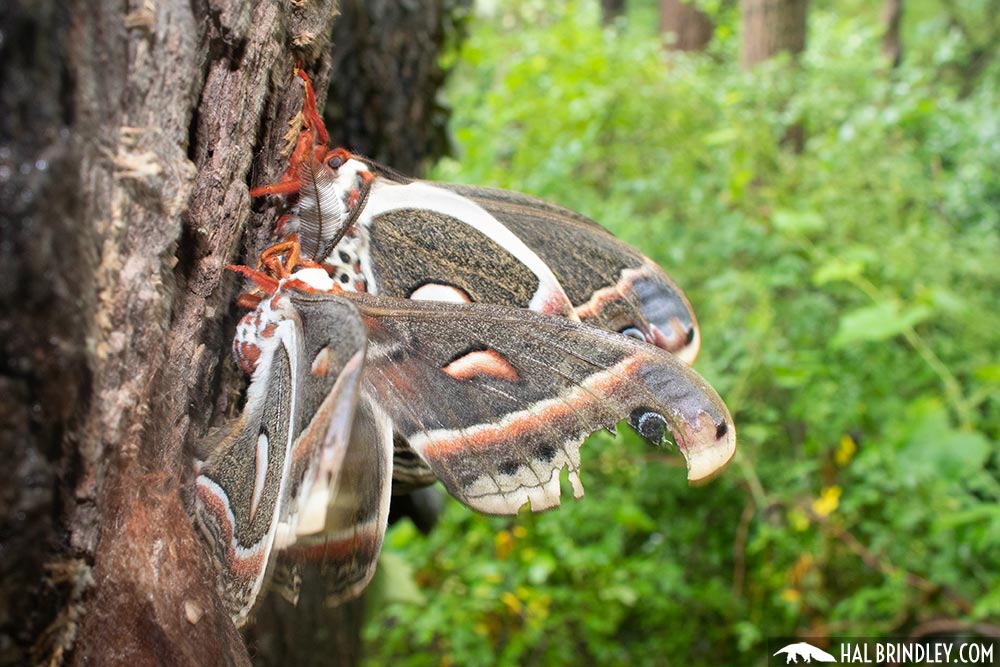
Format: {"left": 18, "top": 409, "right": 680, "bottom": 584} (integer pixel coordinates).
{"left": 227, "top": 240, "right": 341, "bottom": 318}
{"left": 318, "top": 148, "right": 374, "bottom": 192}
{"left": 295, "top": 148, "right": 374, "bottom": 264}
{"left": 322, "top": 147, "right": 352, "bottom": 171}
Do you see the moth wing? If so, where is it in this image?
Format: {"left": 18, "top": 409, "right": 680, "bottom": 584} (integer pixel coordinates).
{"left": 438, "top": 183, "right": 702, "bottom": 364}
{"left": 310, "top": 291, "right": 736, "bottom": 516}
{"left": 358, "top": 178, "right": 578, "bottom": 319}
{"left": 195, "top": 291, "right": 367, "bottom": 626}
{"left": 276, "top": 294, "right": 369, "bottom": 545}
{"left": 282, "top": 393, "right": 394, "bottom": 606}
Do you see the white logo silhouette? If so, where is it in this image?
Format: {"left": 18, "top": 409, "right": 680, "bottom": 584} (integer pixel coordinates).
{"left": 773, "top": 642, "right": 837, "bottom": 664}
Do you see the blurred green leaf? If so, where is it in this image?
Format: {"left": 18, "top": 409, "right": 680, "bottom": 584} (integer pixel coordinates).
{"left": 772, "top": 209, "right": 825, "bottom": 234}
{"left": 812, "top": 257, "right": 865, "bottom": 285}
{"left": 831, "top": 301, "right": 933, "bottom": 348}
{"left": 369, "top": 551, "right": 426, "bottom": 607}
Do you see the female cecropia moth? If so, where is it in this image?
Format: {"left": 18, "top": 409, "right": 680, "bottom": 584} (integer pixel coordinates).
{"left": 194, "top": 68, "right": 736, "bottom": 626}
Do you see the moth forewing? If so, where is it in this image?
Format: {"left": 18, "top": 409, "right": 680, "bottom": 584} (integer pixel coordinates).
{"left": 360, "top": 179, "right": 578, "bottom": 318}
{"left": 435, "top": 182, "right": 703, "bottom": 364}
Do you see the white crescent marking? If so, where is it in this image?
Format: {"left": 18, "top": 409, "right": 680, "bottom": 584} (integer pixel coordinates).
{"left": 362, "top": 180, "right": 578, "bottom": 318}
{"left": 409, "top": 283, "right": 472, "bottom": 303}
{"left": 249, "top": 432, "right": 269, "bottom": 522}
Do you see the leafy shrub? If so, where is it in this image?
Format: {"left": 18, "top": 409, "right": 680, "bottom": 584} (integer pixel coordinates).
{"left": 363, "top": 2, "right": 1000, "bottom": 665}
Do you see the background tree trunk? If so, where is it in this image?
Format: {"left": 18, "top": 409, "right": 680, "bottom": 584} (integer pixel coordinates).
{"left": 882, "top": 0, "right": 904, "bottom": 67}
{"left": 2, "top": 0, "right": 465, "bottom": 664}
{"left": 660, "top": 0, "right": 713, "bottom": 52}
{"left": 740, "top": 0, "right": 808, "bottom": 68}
{"left": 321, "top": 0, "right": 469, "bottom": 176}
{"left": 739, "top": 0, "right": 808, "bottom": 151}
{"left": 601, "top": 0, "right": 627, "bottom": 25}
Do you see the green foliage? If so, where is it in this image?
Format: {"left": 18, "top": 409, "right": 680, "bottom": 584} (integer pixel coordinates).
{"left": 363, "top": 2, "right": 1000, "bottom": 665}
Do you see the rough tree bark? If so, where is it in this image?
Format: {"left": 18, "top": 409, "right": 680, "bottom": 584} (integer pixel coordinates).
{"left": 739, "top": 0, "right": 808, "bottom": 68}
{"left": 2, "top": 0, "right": 336, "bottom": 664}
{"left": 660, "top": 0, "right": 713, "bottom": 52}
{"left": 4, "top": 0, "right": 342, "bottom": 665}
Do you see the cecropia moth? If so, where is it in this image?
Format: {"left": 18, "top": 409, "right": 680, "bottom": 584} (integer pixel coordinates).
{"left": 194, "top": 68, "right": 736, "bottom": 626}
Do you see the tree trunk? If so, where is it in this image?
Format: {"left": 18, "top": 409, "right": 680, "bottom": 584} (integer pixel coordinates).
{"left": 882, "top": 0, "right": 904, "bottom": 67}
{"left": 740, "top": 0, "right": 808, "bottom": 68}
{"left": 4, "top": 0, "right": 342, "bottom": 665}
{"left": 2, "top": 0, "right": 465, "bottom": 664}
{"left": 739, "top": 0, "right": 808, "bottom": 151}
{"left": 660, "top": 0, "right": 713, "bottom": 52}
{"left": 323, "top": 0, "right": 470, "bottom": 176}
{"left": 601, "top": 0, "right": 627, "bottom": 25}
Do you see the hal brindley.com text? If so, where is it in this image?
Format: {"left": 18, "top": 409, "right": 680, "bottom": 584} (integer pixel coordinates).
{"left": 840, "top": 641, "right": 995, "bottom": 664}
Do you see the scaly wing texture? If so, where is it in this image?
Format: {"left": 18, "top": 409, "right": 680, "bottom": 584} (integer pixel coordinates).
{"left": 283, "top": 394, "right": 394, "bottom": 606}
{"left": 195, "top": 291, "right": 367, "bottom": 625}
{"left": 438, "top": 183, "right": 702, "bottom": 364}
{"left": 288, "top": 291, "right": 736, "bottom": 516}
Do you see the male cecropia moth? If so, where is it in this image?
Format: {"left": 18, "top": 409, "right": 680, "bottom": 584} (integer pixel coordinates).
{"left": 194, "top": 68, "right": 736, "bottom": 626}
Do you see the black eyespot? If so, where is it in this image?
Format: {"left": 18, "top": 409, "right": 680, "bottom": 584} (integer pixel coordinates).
{"left": 715, "top": 422, "right": 729, "bottom": 439}
{"left": 630, "top": 407, "right": 668, "bottom": 445}
{"left": 619, "top": 326, "right": 645, "bottom": 341}
{"left": 685, "top": 327, "right": 696, "bottom": 345}
{"left": 327, "top": 155, "right": 344, "bottom": 169}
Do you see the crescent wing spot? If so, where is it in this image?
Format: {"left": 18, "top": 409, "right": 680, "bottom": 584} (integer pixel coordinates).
{"left": 442, "top": 348, "right": 520, "bottom": 383}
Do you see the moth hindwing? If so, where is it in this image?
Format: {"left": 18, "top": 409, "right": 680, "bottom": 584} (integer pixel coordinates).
{"left": 292, "top": 288, "right": 736, "bottom": 515}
